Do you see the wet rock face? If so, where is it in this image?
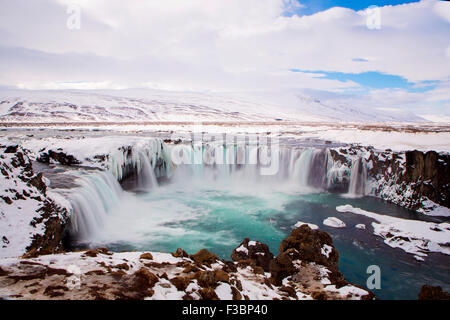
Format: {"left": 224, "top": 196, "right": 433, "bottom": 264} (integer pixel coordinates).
{"left": 403, "top": 151, "right": 449, "bottom": 209}
{"left": 370, "top": 149, "right": 450, "bottom": 211}
{"left": 329, "top": 146, "right": 450, "bottom": 213}
{"left": 418, "top": 285, "right": 450, "bottom": 300}
{"left": 230, "top": 238, "right": 274, "bottom": 272}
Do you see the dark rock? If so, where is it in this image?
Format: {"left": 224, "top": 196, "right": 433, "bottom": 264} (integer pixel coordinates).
{"left": 418, "top": 285, "right": 450, "bottom": 300}
{"left": 280, "top": 285, "right": 297, "bottom": 298}
{"left": 199, "top": 287, "right": 219, "bottom": 300}
{"left": 279, "top": 225, "right": 339, "bottom": 271}
{"left": 4, "top": 145, "right": 18, "bottom": 153}
{"left": 214, "top": 269, "right": 230, "bottom": 283}
{"left": 172, "top": 248, "right": 188, "bottom": 258}
{"left": 43, "top": 285, "right": 68, "bottom": 297}
{"left": 25, "top": 201, "right": 69, "bottom": 257}
{"left": 231, "top": 238, "right": 274, "bottom": 272}
{"left": 28, "top": 172, "right": 47, "bottom": 195}
{"left": 0, "top": 266, "right": 8, "bottom": 276}
{"left": 112, "top": 263, "right": 129, "bottom": 271}
{"left": 190, "top": 249, "right": 218, "bottom": 266}
{"left": 269, "top": 251, "right": 296, "bottom": 286}
{"left": 196, "top": 271, "right": 218, "bottom": 288}
{"left": 139, "top": 252, "right": 153, "bottom": 260}
{"left": 311, "top": 291, "right": 328, "bottom": 300}
{"left": 231, "top": 286, "right": 242, "bottom": 300}
{"left": 37, "top": 150, "right": 80, "bottom": 166}
{"left": 182, "top": 264, "right": 200, "bottom": 273}
{"left": 133, "top": 267, "right": 159, "bottom": 290}
{"left": 170, "top": 276, "right": 191, "bottom": 291}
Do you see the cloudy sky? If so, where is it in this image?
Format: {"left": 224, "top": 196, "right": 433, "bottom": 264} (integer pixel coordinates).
{"left": 0, "top": 0, "right": 449, "bottom": 119}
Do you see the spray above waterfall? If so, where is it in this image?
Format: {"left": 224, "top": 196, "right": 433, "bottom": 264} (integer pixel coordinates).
{"left": 65, "top": 135, "right": 370, "bottom": 242}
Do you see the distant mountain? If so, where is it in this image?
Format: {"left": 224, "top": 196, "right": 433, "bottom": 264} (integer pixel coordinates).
{"left": 0, "top": 89, "right": 425, "bottom": 123}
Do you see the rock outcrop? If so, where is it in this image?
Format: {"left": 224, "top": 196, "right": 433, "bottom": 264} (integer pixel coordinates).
{"left": 0, "top": 145, "right": 70, "bottom": 258}
{"left": 0, "top": 226, "right": 374, "bottom": 300}
{"left": 231, "top": 238, "right": 274, "bottom": 272}
{"left": 270, "top": 225, "right": 346, "bottom": 288}
{"left": 279, "top": 225, "right": 339, "bottom": 272}
{"left": 418, "top": 285, "right": 450, "bottom": 300}
{"left": 37, "top": 150, "right": 81, "bottom": 166}
{"left": 328, "top": 146, "right": 450, "bottom": 215}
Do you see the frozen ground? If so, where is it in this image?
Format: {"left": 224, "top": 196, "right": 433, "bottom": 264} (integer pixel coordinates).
{"left": 0, "top": 89, "right": 427, "bottom": 124}
{"left": 336, "top": 205, "right": 450, "bottom": 261}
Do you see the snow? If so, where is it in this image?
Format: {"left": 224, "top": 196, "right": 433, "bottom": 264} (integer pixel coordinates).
{"left": 215, "top": 283, "right": 233, "bottom": 300}
{"left": 311, "top": 128, "right": 450, "bottom": 153}
{"left": 248, "top": 240, "right": 257, "bottom": 247}
{"left": 336, "top": 204, "right": 450, "bottom": 259}
{"left": 234, "top": 266, "right": 284, "bottom": 300}
{"left": 324, "top": 284, "right": 369, "bottom": 299}
{"left": 355, "top": 224, "right": 366, "bottom": 230}
{"left": 0, "top": 89, "right": 424, "bottom": 124}
{"left": 0, "top": 147, "right": 68, "bottom": 258}
{"left": 323, "top": 217, "right": 346, "bottom": 228}
{"left": 321, "top": 244, "right": 333, "bottom": 258}
{"left": 417, "top": 200, "right": 450, "bottom": 217}
{"left": 294, "top": 221, "right": 319, "bottom": 230}
{"left": 235, "top": 245, "right": 249, "bottom": 255}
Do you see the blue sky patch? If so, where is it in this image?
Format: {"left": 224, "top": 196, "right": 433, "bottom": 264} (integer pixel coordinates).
{"left": 290, "top": 69, "right": 437, "bottom": 92}
{"left": 285, "top": 0, "right": 421, "bottom": 16}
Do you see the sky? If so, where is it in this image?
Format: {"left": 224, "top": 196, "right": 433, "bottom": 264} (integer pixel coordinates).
{"left": 0, "top": 0, "right": 449, "bottom": 120}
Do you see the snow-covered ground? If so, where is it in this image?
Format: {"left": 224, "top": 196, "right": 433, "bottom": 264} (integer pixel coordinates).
{"left": 0, "top": 146, "right": 69, "bottom": 258}
{"left": 336, "top": 205, "right": 450, "bottom": 261}
{"left": 0, "top": 245, "right": 372, "bottom": 300}
{"left": 0, "top": 89, "right": 426, "bottom": 123}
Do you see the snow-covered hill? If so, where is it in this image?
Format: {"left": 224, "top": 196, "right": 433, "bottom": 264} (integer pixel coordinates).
{"left": 0, "top": 89, "right": 424, "bottom": 123}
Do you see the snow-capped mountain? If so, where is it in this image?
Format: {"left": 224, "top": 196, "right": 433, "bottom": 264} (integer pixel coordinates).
{"left": 0, "top": 89, "right": 424, "bottom": 123}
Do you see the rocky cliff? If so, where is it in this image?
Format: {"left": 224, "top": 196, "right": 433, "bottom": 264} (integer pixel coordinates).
{"left": 328, "top": 146, "right": 450, "bottom": 216}
{"left": 0, "top": 145, "right": 70, "bottom": 258}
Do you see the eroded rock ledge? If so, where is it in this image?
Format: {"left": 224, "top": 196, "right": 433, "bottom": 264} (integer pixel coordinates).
{"left": 0, "top": 145, "right": 70, "bottom": 258}
{"left": 0, "top": 225, "right": 374, "bottom": 300}
{"left": 329, "top": 146, "right": 450, "bottom": 215}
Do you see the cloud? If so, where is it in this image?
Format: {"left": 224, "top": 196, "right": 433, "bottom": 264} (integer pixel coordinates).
{"left": 0, "top": 0, "right": 448, "bottom": 116}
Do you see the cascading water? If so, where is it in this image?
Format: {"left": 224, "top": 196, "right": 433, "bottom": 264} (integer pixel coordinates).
{"left": 69, "top": 138, "right": 173, "bottom": 240}
{"left": 68, "top": 141, "right": 362, "bottom": 241}
{"left": 348, "top": 157, "right": 368, "bottom": 196}
{"left": 69, "top": 172, "right": 123, "bottom": 240}
{"left": 107, "top": 139, "right": 172, "bottom": 191}
{"left": 61, "top": 139, "right": 449, "bottom": 300}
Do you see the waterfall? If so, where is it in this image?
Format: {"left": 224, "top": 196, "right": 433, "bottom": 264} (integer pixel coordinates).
{"left": 68, "top": 139, "right": 173, "bottom": 240}
{"left": 69, "top": 172, "right": 123, "bottom": 240}
{"left": 348, "top": 157, "right": 368, "bottom": 196}
{"left": 107, "top": 138, "right": 172, "bottom": 191}
{"left": 135, "top": 151, "right": 159, "bottom": 191}
{"left": 67, "top": 140, "right": 369, "bottom": 241}
{"left": 291, "top": 148, "right": 314, "bottom": 186}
